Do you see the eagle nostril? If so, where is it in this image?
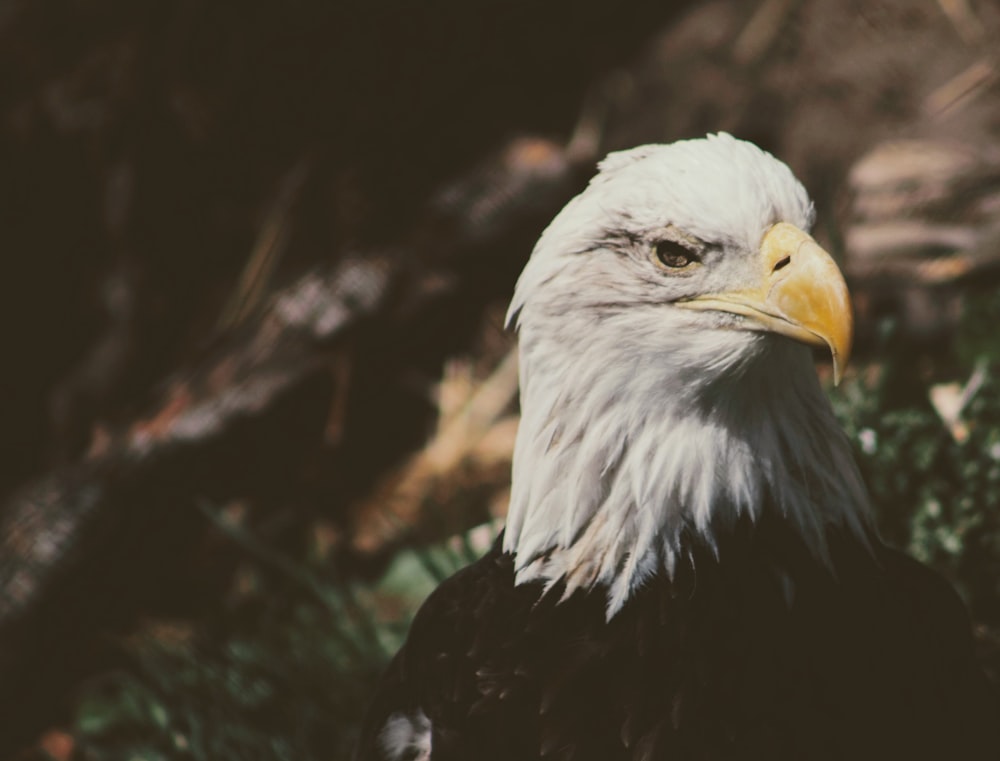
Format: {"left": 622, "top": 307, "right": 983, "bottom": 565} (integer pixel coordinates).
{"left": 773, "top": 256, "right": 791, "bottom": 273}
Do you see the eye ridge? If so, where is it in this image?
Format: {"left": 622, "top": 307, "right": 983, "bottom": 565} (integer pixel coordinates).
{"left": 654, "top": 239, "right": 698, "bottom": 269}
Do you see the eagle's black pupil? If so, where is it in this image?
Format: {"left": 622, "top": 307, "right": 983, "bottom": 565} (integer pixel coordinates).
{"left": 656, "top": 240, "right": 694, "bottom": 268}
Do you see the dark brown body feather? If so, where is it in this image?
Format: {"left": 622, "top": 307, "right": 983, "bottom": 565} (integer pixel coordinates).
{"left": 356, "top": 519, "right": 999, "bottom": 761}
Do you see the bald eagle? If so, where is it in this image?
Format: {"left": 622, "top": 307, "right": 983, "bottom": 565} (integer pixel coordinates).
{"left": 355, "top": 134, "right": 1000, "bottom": 761}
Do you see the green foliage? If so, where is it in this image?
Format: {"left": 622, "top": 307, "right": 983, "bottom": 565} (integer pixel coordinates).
{"left": 70, "top": 516, "right": 486, "bottom": 761}
{"left": 73, "top": 597, "right": 383, "bottom": 759}
{"left": 830, "top": 303, "right": 1000, "bottom": 624}
{"left": 957, "top": 289, "right": 1000, "bottom": 367}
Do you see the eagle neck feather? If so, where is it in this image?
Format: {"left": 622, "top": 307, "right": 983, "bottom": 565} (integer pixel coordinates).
{"left": 503, "top": 328, "right": 872, "bottom": 619}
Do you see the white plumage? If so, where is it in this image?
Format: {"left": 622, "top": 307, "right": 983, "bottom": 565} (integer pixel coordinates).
{"left": 503, "top": 134, "right": 871, "bottom": 616}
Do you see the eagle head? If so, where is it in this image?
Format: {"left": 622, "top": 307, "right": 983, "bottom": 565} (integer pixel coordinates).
{"left": 503, "top": 134, "right": 872, "bottom": 617}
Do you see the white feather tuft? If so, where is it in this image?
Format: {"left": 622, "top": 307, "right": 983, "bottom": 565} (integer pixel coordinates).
{"left": 378, "top": 710, "right": 432, "bottom": 761}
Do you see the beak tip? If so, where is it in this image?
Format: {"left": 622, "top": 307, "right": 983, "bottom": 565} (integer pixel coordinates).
{"left": 831, "top": 355, "right": 844, "bottom": 386}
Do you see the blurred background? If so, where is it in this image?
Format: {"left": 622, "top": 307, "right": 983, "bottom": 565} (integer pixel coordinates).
{"left": 2, "top": 0, "right": 1000, "bottom": 757}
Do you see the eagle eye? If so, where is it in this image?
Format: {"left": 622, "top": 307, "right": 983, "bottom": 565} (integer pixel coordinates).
{"left": 653, "top": 240, "right": 698, "bottom": 269}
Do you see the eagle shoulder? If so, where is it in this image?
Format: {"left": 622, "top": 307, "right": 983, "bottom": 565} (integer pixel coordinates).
{"left": 356, "top": 527, "right": 1000, "bottom": 761}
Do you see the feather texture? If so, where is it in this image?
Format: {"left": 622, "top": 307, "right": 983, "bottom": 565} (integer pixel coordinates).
{"left": 504, "top": 134, "right": 869, "bottom": 616}
{"left": 356, "top": 528, "right": 1000, "bottom": 760}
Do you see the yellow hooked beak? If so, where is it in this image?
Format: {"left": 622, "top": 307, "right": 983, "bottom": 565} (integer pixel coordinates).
{"left": 677, "top": 222, "right": 853, "bottom": 384}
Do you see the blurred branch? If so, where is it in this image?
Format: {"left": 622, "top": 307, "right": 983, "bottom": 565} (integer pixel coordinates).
{"left": 0, "top": 128, "right": 596, "bottom": 751}
{"left": 351, "top": 348, "right": 520, "bottom": 555}
{"left": 923, "top": 58, "right": 998, "bottom": 118}
{"left": 732, "top": 0, "right": 800, "bottom": 65}
{"left": 218, "top": 156, "right": 315, "bottom": 331}
{"left": 936, "top": 0, "right": 985, "bottom": 47}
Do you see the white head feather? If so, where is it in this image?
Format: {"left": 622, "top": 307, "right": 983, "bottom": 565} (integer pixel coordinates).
{"left": 503, "top": 133, "right": 872, "bottom": 617}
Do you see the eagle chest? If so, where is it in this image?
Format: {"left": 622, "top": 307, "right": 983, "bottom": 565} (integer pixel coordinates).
{"left": 393, "top": 546, "right": 902, "bottom": 761}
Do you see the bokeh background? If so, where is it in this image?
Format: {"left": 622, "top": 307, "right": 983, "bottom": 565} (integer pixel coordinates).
{"left": 2, "top": 0, "right": 1000, "bottom": 757}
